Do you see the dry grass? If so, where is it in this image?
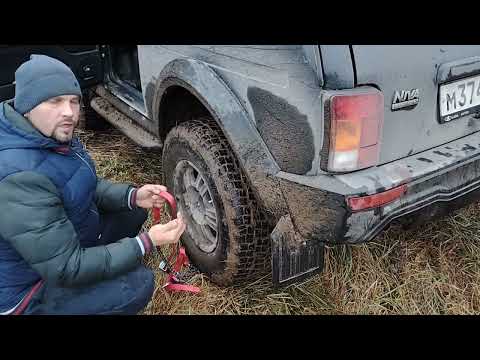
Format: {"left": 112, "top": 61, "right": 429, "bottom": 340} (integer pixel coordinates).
{"left": 78, "top": 125, "right": 480, "bottom": 315}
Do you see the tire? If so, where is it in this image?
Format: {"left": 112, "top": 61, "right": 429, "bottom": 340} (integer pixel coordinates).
{"left": 162, "top": 118, "right": 271, "bottom": 285}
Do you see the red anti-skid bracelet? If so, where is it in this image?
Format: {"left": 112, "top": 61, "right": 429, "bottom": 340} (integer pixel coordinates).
{"left": 153, "top": 191, "right": 200, "bottom": 294}
{"left": 153, "top": 191, "right": 177, "bottom": 224}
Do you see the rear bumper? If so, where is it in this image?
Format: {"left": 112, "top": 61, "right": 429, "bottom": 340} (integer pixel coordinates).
{"left": 272, "top": 130, "right": 480, "bottom": 246}
{"left": 342, "top": 159, "right": 480, "bottom": 244}
{"left": 269, "top": 132, "right": 480, "bottom": 285}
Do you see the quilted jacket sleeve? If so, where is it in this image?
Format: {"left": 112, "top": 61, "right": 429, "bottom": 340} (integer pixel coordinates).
{"left": 0, "top": 171, "right": 145, "bottom": 287}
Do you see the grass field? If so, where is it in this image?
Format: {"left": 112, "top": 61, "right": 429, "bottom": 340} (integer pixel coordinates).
{"left": 78, "top": 125, "right": 480, "bottom": 315}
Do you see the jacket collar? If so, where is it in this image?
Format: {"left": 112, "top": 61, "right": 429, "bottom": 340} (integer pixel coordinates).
{"left": 4, "top": 101, "right": 44, "bottom": 138}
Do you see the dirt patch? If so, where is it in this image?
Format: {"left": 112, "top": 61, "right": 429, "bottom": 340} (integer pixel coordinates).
{"left": 277, "top": 177, "right": 344, "bottom": 242}
{"left": 248, "top": 87, "right": 314, "bottom": 175}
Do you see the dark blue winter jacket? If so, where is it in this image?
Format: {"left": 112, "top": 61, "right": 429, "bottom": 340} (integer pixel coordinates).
{"left": 0, "top": 101, "right": 145, "bottom": 312}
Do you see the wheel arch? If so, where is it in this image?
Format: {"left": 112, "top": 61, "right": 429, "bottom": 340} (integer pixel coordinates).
{"left": 150, "top": 58, "right": 286, "bottom": 214}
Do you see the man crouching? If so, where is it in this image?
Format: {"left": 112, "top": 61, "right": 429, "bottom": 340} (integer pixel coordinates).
{"left": 0, "top": 54, "right": 185, "bottom": 315}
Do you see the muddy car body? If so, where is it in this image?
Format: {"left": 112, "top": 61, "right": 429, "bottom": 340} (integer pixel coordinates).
{"left": 2, "top": 45, "right": 480, "bottom": 286}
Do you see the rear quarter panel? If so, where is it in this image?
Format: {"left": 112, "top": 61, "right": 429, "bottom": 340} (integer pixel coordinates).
{"left": 137, "top": 45, "right": 324, "bottom": 175}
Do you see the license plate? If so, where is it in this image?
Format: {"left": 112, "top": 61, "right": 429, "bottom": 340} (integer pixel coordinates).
{"left": 439, "top": 74, "right": 480, "bottom": 123}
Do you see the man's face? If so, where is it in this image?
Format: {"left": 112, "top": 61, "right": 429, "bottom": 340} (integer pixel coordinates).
{"left": 25, "top": 95, "right": 80, "bottom": 143}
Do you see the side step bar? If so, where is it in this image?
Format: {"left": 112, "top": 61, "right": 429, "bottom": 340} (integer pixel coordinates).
{"left": 89, "top": 90, "right": 162, "bottom": 149}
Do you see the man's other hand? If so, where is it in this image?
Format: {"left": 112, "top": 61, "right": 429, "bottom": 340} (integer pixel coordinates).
{"left": 148, "top": 212, "right": 186, "bottom": 246}
{"left": 136, "top": 184, "right": 168, "bottom": 209}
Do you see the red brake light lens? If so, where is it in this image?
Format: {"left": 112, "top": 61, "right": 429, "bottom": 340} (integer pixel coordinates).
{"left": 347, "top": 184, "right": 407, "bottom": 212}
{"left": 327, "top": 90, "right": 384, "bottom": 172}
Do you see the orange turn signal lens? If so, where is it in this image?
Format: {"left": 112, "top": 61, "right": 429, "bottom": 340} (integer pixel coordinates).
{"left": 334, "top": 120, "right": 362, "bottom": 151}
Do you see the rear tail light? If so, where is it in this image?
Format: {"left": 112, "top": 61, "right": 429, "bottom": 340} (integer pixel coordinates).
{"left": 347, "top": 184, "right": 407, "bottom": 212}
{"left": 324, "top": 89, "right": 384, "bottom": 172}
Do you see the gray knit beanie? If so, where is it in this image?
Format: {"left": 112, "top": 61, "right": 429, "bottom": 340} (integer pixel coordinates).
{"left": 14, "top": 54, "right": 82, "bottom": 115}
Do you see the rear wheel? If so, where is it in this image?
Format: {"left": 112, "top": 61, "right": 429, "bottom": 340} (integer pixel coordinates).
{"left": 162, "top": 118, "right": 271, "bottom": 285}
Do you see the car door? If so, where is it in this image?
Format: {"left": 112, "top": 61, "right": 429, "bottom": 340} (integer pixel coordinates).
{"left": 0, "top": 45, "right": 104, "bottom": 103}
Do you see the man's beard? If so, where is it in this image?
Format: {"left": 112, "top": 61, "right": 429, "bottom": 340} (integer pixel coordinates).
{"left": 52, "top": 125, "right": 75, "bottom": 143}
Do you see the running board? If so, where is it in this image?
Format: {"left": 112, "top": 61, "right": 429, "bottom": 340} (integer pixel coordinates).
{"left": 90, "top": 96, "right": 162, "bottom": 149}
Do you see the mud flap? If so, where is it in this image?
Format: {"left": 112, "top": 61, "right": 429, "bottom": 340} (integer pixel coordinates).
{"left": 271, "top": 215, "right": 324, "bottom": 287}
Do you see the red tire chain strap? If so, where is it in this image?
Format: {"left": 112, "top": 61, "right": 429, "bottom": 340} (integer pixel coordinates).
{"left": 153, "top": 191, "right": 200, "bottom": 294}
{"left": 12, "top": 279, "right": 44, "bottom": 315}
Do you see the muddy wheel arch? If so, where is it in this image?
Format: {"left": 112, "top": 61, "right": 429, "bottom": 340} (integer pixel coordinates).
{"left": 150, "top": 58, "right": 288, "bottom": 218}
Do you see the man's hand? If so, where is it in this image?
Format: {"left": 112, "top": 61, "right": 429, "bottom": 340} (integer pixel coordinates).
{"left": 135, "top": 184, "right": 168, "bottom": 209}
{"left": 148, "top": 212, "right": 186, "bottom": 246}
